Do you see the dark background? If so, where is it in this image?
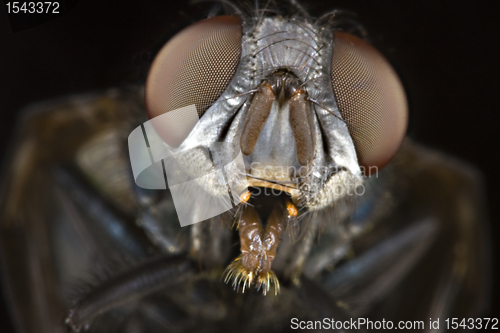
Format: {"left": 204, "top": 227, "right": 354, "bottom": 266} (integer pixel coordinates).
{"left": 0, "top": 0, "right": 498, "bottom": 331}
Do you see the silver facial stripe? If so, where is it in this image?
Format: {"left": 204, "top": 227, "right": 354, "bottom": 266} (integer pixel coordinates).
{"left": 178, "top": 15, "right": 363, "bottom": 210}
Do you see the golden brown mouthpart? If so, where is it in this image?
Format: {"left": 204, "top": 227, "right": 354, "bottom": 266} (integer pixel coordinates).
{"left": 224, "top": 195, "right": 295, "bottom": 295}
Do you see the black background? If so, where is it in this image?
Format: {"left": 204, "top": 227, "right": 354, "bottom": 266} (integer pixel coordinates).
{"left": 0, "top": 0, "right": 499, "bottom": 331}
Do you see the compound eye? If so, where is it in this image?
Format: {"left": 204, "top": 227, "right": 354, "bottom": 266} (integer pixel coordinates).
{"left": 145, "top": 16, "right": 242, "bottom": 147}
{"left": 331, "top": 32, "right": 408, "bottom": 174}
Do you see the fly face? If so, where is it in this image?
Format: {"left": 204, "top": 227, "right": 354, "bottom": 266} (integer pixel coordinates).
{"left": 146, "top": 13, "right": 406, "bottom": 206}
{"left": 144, "top": 11, "right": 407, "bottom": 293}
{"left": 0, "top": 2, "right": 490, "bottom": 333}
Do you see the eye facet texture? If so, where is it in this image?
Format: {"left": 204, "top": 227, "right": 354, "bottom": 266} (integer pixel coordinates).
{"left": 145, "top": 16, "right": 242, "bottom": 147}
{"left": 331, "top": 32, "right": 408, "bottom": 172}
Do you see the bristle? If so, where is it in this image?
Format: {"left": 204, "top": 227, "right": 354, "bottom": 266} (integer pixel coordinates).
{"left": 223, "top": 257, "right": 280, "bottom": 295}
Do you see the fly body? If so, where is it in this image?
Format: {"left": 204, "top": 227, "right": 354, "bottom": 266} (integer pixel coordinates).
{"left": 0, "top": 1, "right": 490, "bottom": 333}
